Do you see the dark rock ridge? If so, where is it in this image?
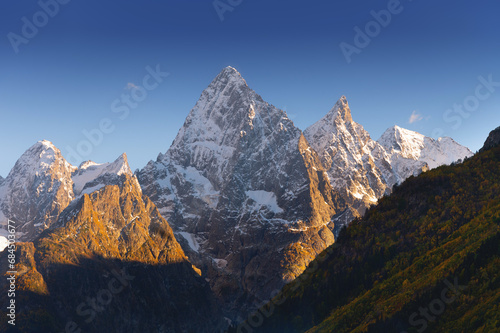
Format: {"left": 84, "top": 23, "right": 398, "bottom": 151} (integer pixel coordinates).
{"left": 480, "top": 125, "right": 500, "bottom": 152}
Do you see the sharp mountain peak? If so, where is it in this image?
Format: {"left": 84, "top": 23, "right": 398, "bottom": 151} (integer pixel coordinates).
{"left": 37, "top": 139, "right": 57, "bottom": 149}
{"left": 330, "top": 95, "right": 353, "bottom": 122}
{"left": 323, "top": 95, "right": 353, "bottom": 124}
{"left": 208, "top": 66, "right": 248, "bottom": 92}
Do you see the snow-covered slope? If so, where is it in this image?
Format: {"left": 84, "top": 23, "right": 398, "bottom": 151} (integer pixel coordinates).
{"left": 0, "top": 141, "right": 133, "bottom": 244}
{"left": 0, "top": 140, "right": 76, "bottom": 241}
{"left": 0, "top": 227, "right": 10, "bottom": 251}
{"left": 378, "top": 126, "right": 473, "bottom": 182}
{"left": 72, "top": 153, "right": 133, "bottom": 195}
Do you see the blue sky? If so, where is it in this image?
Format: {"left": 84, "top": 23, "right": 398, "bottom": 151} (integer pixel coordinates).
{"left": 1, "top": 0, "right": 499, "bottom": 176}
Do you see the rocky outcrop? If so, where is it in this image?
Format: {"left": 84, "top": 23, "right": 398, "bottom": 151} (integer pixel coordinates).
{"left": 480, "top": 125, "right": 500, "bottom": 152}
{"left": 304, "top": 96, "right": 391, "bottom": 218}
{"left": 0, "top": 141, "right": 77, "bottom": 240}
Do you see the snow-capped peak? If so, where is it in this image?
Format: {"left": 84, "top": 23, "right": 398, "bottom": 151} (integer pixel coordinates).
{"left": 377, "top": 126, "right": 473, "bottom": 169}
{"left": 323, "top": 95, "right": 353, "bottom": 124}
{"left": 108, "top": 153, "right": 132, "bottom": 175}
{"left": 207, "top": 66, "right": 248, "bottom": 95}
{"left": 38, "top": 139, "right": 57, "bottom": 149}
{"left": 378, "top": 125, "right": 426, "bottom": 160}
{"left": 220, "top": 65, "right": 240, "bottom": 76}
{"left": 305, "top": 100, "right": 474, "bottom": 223}
{"left": 0, "top": 140, "right": 77, "bottom": 242}
{"left": 6, "top": 140, "right": 76, "bottom": 180}
{"left": 304, "top": 96, "right": 389, "bottom": 217}
{"left": 304, "top": 96, "right": 364, "bottom": 160}
{"left": 166, "top": 66, "right": 282, "bottom": 185}
{"left": 78, "top": 160, "right": 99, "bottom": 170}
{"left": 72, "top": 152, "right": 132, "bottom": 195}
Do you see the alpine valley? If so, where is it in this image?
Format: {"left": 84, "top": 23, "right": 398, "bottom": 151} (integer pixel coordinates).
{"left": 0, "top": 67, "right": 477, "bottom": 332}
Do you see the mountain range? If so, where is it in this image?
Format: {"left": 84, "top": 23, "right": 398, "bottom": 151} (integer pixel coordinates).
{"left": 0, "top": 67, "right": 474, "bottom": 330}
{"left": 136, "top": 67, "right": 472, "bottom": 319}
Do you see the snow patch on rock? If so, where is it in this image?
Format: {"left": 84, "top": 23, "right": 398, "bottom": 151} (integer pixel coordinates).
{"left": 245, "top": 190, "right": 283, "bottom": 214}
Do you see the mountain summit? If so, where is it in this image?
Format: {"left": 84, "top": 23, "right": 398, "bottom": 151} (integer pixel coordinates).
{"left": 378, "top": 125, "right": 473, "bottom": 169}
{"left": 0, "top": 141, "right": 76, "bottom": 239}
{"left": 138, "top": 67, "right": 346, "bottom": 320}
{"left": 304, "top": 96, "right": 387, "bottom": 222}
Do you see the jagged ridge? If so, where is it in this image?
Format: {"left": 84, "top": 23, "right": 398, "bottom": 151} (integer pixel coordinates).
{"left": 138, "top": 66, "right": 347, "bottom": 321}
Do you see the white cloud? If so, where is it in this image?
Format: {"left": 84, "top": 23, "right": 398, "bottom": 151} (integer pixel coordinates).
{"left": 408, "top": 110, "right": 423, "bottom": 124}
{"left": 125, "top": 82, "right": 138, "bottom": 90}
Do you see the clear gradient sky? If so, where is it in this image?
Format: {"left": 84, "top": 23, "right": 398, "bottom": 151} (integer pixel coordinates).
{"left": 1, "top": 0, "right": 499, "bottom": 176}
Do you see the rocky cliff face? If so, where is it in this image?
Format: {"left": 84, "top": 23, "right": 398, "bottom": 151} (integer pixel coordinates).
{"left": 42, "top": 174, "right": 186, "bottom": 264}
{"left": 0, "top": 141, "right": 76, "bottom": 240}
{"left": 480, "top": 125, "right": 500, "bottom": 152}
{"left": 138, "top": 67, "right": 347, "bottom": 320}
{"left": 304, "top": 97, "right": 392, "bottom": 220}
{"left": 0, "top": 172, "right": 225, "bottom": 333}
